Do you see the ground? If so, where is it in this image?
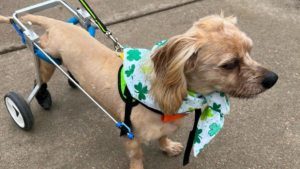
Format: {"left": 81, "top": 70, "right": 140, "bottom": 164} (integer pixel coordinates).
{"left": 0, "top": 0, "right": 299, "bottom": 168}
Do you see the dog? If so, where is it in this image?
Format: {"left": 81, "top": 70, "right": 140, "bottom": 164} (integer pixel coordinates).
{"left": 0, "top": 13, "right": 278, "bottom": 169}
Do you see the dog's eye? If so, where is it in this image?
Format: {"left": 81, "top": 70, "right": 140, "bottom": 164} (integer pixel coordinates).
{"left": 222, "top": 61, "right": 238, "bottom": 70}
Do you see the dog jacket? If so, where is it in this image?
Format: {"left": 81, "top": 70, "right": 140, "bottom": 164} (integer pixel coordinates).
{"left": 121, "top": 40, "right": 230, "bottom": 159}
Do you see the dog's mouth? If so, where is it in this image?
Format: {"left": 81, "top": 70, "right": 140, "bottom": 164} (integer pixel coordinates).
{"left": 225, "top": 73, "right": 277, "bottom": 99}
{"left": 228, "top": 92, "right": 259, "bottom": 99}
{"left": 227, "top": 86, "right": 266, "bottom": 99}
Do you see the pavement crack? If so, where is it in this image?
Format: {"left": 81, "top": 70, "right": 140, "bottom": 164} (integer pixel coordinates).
{"left": 105, "top": 0, "right": 203, "bottom": 26}
{"left": 0, "top": 45, "right": 26, "bottom": 55}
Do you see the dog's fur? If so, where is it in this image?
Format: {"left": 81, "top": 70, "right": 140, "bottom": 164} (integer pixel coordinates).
{"left": 0, "top": 14, "right": 277, "bottom": 169}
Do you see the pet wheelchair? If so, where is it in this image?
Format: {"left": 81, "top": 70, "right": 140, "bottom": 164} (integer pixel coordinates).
{"left": 4, "top": 0, "right": 133, "bottom": 139}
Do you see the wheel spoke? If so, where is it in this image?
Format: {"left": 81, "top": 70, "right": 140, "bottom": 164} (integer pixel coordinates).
{"left": 13, "top": 106, "right": 20, "bottom": 117}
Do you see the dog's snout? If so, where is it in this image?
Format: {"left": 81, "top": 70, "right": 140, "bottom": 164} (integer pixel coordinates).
{"left": 261, "top": 71, "right": 278, "bottom": 89}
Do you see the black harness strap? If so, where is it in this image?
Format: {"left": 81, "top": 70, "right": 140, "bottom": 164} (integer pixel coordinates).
{"left": 118, "top": 65, "right": 163, "bottom": 136}
{"left": 120, "top": 86, "right": 138, "bottom": 136}
{"left": 183, "top": 108, "right": 202, "bottom": 166}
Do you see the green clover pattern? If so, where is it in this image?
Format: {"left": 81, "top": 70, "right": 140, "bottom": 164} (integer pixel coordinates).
{"left": 187, "top": 90, "right": 197, "bottom": 97}
{"left": 211, "top": 103, "right": 221, "bottom": 113}
{"left": 127, "top": 49, "right": 142, "bottom": 61}
{"left": 188, "top": 107, "right": 198, "bottom": 112}
{"left": 142, "top": 65, "right": 151, "bottom": 74}
{"left": 208, "top": 123, "right": 222, "bottom": 136}
{"left": 202, "top": 98, "right": 207, "bottom": 105}
{"left": 125, "top": 64, "right": 135, "bottom": 77}
{"left": 134, "top": 82, "right": 148, "bottom": 100}
{"left": 200, "top": 107, "right": 214, "bottom": 121}
{"left": 194, "top": 129, "right": 203, "bottom": 144}
{"left": 156, "top": 40, "right": 168, "bottom": 46}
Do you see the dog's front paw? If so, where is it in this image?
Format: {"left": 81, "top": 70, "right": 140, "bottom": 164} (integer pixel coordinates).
{"left": 160, "top": 141, "right": 183, "bottom": 156}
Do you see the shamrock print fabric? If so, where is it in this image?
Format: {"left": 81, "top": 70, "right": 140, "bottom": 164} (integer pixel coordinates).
{"left": 123, "top": 40, "right": 230, "bottom": 157}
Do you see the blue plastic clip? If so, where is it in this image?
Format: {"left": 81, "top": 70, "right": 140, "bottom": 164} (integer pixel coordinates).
{"left": 66, "top": 17, "right": 80, "bottom": 24}
{"left": 88, "top": 26, "right": 96, "bottom": 37}
{"left": 66, "top": 17, "right": 96, "bottom": 37}
{"left": 116, "top": 122, "right": 134, "bottom": 140}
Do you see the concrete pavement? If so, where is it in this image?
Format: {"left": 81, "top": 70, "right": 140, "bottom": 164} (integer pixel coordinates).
{"left": 0, "top": 0, "right": 196, "bottom": 53}
{"left": 0, "top": 0, "right": 299, "bottom": 168}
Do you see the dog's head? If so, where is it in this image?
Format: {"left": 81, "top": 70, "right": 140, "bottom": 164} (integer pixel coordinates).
{"left": 150, "top": 14, "right": 278, "bottom": 115}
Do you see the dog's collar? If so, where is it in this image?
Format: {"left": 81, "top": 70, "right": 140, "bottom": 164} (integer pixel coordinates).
{"left": 122, "top": 40, "right": 230, "bottom": 157}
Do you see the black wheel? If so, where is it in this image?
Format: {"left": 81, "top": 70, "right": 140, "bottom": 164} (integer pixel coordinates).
{"left": 4, "top": 92, "right": 34, "bottom": 130}
{"left": 67, "top": 71, "right": 78, "bottom": 88}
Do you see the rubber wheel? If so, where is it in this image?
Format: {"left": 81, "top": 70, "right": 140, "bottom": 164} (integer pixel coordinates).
{"left": 4, "top": 92, "right": 34, "bottom": 130}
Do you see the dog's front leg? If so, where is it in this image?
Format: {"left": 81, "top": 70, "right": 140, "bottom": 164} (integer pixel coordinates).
{"left": 123, "top": 137, "right": 144, "bottom": 169}
{"left": 158, "top": 136, "right": 183, "bottom": 156}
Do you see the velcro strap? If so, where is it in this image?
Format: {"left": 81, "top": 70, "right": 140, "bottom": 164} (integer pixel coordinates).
{"left": 183, "top": 109, "right": 201, "bottom": 166}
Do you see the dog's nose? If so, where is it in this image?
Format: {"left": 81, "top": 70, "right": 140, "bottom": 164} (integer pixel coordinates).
{"left": 261, "top": 71, "right": 278, "bottom": 89}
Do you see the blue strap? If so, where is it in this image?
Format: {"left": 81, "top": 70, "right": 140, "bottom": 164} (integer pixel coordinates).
{"left": 34, "top": 48, "right": 62, "bottom": 65}
{"left": 10, "top": 18, "right": 96, "bottom": 65}
{"left": 10, "top": 19, "right": 62, "bottom": 65}
{"left": 10, "top": 20, "right": 25, "bottom": 44}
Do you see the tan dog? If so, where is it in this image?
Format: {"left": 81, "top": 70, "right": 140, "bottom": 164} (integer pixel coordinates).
{"left": 0, "top": 14, "right": 277, "bottom": 169}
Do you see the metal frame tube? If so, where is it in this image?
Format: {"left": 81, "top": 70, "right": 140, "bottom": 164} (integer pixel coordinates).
{"left": 26, "top": 51, "right": 43, "bottom": 104}
{"left": 10, "top": 0, "right": 130, "bottom": 133}
{"left": 11, "top": 0, "right": 78, "bottom": 104}
{"left": 33, "top": 42, "right": 118, "bottom": 124}
{"left": 12, "top": 0, "right": 79, "bottom": 36}
{"left": 27, "top": 84, "right": 40, "bottom": 104}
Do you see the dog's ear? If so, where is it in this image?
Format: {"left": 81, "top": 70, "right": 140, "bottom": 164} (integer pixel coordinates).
{"left": 150, "top": 35, "right": 200, "bottom": 115}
